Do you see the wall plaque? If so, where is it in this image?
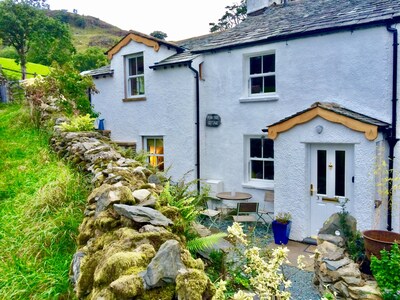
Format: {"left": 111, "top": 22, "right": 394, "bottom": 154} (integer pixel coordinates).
{"left": 206, "top": 114, "right": 221, "bottom": 127}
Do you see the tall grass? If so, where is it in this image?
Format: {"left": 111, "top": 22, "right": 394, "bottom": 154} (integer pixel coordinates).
{"left": 0, "top": 102, "right": 91, "bottom": 299}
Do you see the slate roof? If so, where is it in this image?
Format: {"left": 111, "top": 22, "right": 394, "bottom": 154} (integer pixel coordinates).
{"left": 81, "top": 65, "right": 113, "bottom": 77}
{"left": 185, "top": 0, "right": 400, "bottom": 52}
{"left": 149, "top": 52, "right": 200, "bottom": 69}
{"left": 268, "top": 102, "right": 391, "bottom": 127}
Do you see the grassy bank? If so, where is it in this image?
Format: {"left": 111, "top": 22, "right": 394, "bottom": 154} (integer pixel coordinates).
{"left": 0, "top": 102, "right": 90, "bottom": 299}
{"left": 0, "top": 57, "right": 51, "bottom": 79}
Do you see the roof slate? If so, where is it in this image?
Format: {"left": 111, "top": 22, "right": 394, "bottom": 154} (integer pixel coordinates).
{"left": 268, "top": 102, "right": 391, "bottom": 128}
{"left": 181, "top": 0, "right": 400, "bottom": 52}
{"left": 82, "top": 65, "right": 113, "bottom": 77}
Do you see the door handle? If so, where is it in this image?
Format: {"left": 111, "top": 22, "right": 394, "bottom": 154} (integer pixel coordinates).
{"left": 310, "top": 184, "right": 314, "bottom": 196}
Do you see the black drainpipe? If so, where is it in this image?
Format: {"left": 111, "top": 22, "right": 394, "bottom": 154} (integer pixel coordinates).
{"left": 188, "top": 62, "right": 201, "bottom": 192}
{"left": 386, "top": 24, "right": 399, "bottom": 231}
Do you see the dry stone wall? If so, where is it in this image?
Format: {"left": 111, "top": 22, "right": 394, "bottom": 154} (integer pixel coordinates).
{"left": 47, "top": 117, "right": 215, "bottom": 299}
{"left": 314, "top": 214, "right": 382, "bottom": 300}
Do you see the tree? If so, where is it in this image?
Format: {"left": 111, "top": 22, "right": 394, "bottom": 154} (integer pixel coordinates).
{"left": 27, "top": 17, "right": 75, "bottom": 66}
{"left": 150, "top": 31, "right": 168, "bottom": 40}
{"left": 0, "top": 0, "right": 74, "bottom": 79}
{"left": 72, "top": 47, "right": 109, "bottom": 72}
{"left": 209, "top": 0, "right": 247, "bottom": 33}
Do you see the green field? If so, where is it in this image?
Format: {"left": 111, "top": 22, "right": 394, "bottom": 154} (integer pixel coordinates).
{"left": 0, "top": 102, "right": 90, "bottom": 299}
{"left": 0, "top": 57, "right": 51, "bottom": 79}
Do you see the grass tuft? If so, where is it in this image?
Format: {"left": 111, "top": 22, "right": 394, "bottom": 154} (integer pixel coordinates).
{"left": 0, "top": 102, "right": 91, "bottom": 299}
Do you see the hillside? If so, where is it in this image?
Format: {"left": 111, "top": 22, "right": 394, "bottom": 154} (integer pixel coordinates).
{"left": 46, "top": 10, "right": 128, "bottom": 52}
{"left": 0, "top": 57, "right": 50, "bottom": 79}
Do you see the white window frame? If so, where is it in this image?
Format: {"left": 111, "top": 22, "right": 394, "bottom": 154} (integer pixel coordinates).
{"left": 243, "top": 135, "right": 275, "bottom": 189}
{"left": 143, "top": 136, "right": 164, "bottom": 171}
{"left": 240, "top": 51, "right": 278, "bottom": 103}
{"left": 125, "top": 53, "right": 145, "bottom": 98}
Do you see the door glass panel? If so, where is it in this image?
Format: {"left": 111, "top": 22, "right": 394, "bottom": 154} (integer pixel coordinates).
{"left": 335, "top": 150, "right": 346, "bottom": 196}
{"left": 317, "top": 150, "right": 327, "bottom": 194}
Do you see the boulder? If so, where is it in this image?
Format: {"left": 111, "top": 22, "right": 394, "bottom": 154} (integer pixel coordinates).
{"left": 319, "top": 212, "right": 357, "bottom": 236}
{"left": 114, "top": 204, "right": 173, "bottom": 227}
{"left": 140, "top": 240, "right": 186, "bottom": 289}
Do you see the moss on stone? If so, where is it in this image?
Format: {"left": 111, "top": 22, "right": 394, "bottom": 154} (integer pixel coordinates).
{"left": 109, "top": 274, "right": 144, "bottom": 299}
{"left": 175, "top": 269, "right": 215, "bottom": 300}
{"left": 76, "top": 251, "right": 103, "bottom": 299}
{"left": 78, "top": 217, "right": 96, "bottom": 246}
{"left": 93, "top": 251, "right": 152, "bottom": 287}
{"left": 94, "top": 214, "right": 121, "bottom": 232}
{"left": 89, "top": 287, "right": 117, "bottom": 300}
{"left": 159, "top": 206, "right": 180, "bottom": 222}
{"left": 87, "top": 184, "right": 113, "bottom": 204}
{"left": 137, "top": 284, "right": 176, "bottom": 300}
{"left": 181, "top": 249, "right": 204, "bottom": 270}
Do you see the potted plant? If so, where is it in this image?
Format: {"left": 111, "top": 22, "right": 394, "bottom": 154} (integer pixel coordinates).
{"left": 272, "top": 212, "right": 292, "bottom": 245}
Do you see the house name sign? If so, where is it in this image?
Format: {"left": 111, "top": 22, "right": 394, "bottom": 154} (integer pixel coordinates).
{"left": 206, "top": 114, "right": 221, "bottom": 127}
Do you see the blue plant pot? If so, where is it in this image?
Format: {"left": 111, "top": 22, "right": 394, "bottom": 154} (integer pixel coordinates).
{"left": 272, "top": 220, "right": 292, "bottom": 245}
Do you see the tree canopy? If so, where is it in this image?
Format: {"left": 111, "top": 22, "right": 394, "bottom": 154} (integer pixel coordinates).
{"left": 209, "top": 0, "right": 247, "bottom": 33}
{"left": 0, "top": 0, "right": 75, "bottom": 79}
{"left": 150, "top": 31, "right": 168, "bottom": 40}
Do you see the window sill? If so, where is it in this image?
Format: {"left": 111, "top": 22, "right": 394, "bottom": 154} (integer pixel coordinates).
{"left": 123, "top": 97, "right": 146, "bottom": 102}
{"left": 242, "top": 181, "right": 274, "bottom": 190}
{"left": 239, "top": 94, "right": 279, "bottom": 103}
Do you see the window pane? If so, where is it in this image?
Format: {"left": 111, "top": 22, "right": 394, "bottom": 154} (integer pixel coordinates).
{"left": 317, "top": 150, "right": 327, "bottom": 194}
{"left": 251, "top": 77, "right": 263, "bottom": 94}
{"left": 250, "top": 138, "right": 261, "bottom": 158}
{"left": 335, "top": 151, "right": 345, "bottom": 197}
{"left": 129, "top": 58, "right": 137, "bottom": 76}
{"left": 137, "top": 56, "right": 144, "bottom": 74}
{"left": 263, "top": 76, "right": 276, "bottom": 93}
{"left": 262, "top": 139, "right": 274, "bottom": 158}
{"left": 129, "top": 78, "right": 137, "bottom": 96}
{"left": 263, "top": 54, "right": 275, "bottom": 73}
{"left": 251, "top": 160, "right": 263, "bottom": 179}
{"left": 264, "top": 161, "right": 274, "bottom": 180}
{"left": 147, "top": 138, "right": 155, "bottom": 153}
{"left": 155, "top": 138, "right": 164, "bottom": 154}
{"left": 137, "top": 76, "right": 145, "bottom": 95}
{"left": 157, "top": 156, "right": 164, "bottom": 171}
{"left": 250, "top": 56, "right": 262, "bottom": 74}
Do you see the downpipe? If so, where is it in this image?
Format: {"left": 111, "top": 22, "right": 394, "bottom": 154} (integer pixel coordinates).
{"left": 386, "top": 25, "right": 399, "bottom": 231}
{"left": 188, "top": 62, "right": 201, "bottom": 192}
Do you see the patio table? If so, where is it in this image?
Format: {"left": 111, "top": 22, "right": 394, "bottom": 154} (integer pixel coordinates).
{"left": 216, "top": 192, "right": 252, "bottom": 201}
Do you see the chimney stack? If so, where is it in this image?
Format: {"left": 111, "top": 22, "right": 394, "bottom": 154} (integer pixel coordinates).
{"left": 247, "top": 0, "right": 288, "bottom": 15}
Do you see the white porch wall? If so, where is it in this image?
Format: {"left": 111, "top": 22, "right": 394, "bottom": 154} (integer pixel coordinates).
{"left": 274, "top": 117, "right": 383, "bottom": 241}
{"left": 91, "top": 41, "right": 198, "bottom": 181}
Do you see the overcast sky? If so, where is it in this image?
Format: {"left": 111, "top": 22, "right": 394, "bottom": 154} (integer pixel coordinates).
{"left": 46, "top": 0, "right": 235, "bottom": 41}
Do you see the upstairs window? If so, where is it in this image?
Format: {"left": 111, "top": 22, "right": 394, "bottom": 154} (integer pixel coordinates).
{"left": 249, "top": 137, "right": 274, "bottom": 181}
{"left": 126, "top": 53, "right": 145, "bottom": 97}
{"left": 249, "top": 53, "right": 275, "bottom": 95}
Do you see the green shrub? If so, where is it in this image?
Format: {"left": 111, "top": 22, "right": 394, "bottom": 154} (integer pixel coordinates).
{"left": 60, "top": 114, "right": 95, "bottom": 132}
{"left": 370, "top": 243, "right": 400, "bottom": 299}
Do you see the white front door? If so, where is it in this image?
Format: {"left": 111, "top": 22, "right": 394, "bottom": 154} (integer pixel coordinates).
{"left": 310, "top": 144, "right": 354, "bottom": 237}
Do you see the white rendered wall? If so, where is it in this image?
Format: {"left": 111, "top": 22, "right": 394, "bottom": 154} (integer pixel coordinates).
{"left": 199, "top": 26, "right": 399, "bottom": 238}
{"left": 91, "top": 41, "right": 198, "bottom": 181}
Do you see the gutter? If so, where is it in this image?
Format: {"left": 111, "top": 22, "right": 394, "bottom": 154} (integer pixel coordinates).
{"left": 188, "top": 62, "right": 201, "bottom": 192}
{"left": 386, "top": 24, "right": 399, "bottom": 231}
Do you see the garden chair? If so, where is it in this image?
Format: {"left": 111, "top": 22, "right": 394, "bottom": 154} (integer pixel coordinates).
{"left": 199, "top": 200, "right": 221, "bottom": 228}
{"left": 257, "top": 190, "right": 274, "bottom": 231}
{"left": 233, "top": 202, "right": 259, "bottom": 229}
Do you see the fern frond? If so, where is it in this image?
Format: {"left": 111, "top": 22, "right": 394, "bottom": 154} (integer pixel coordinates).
{"left": 187, "top": 232, "right": 227, "bottom": 253}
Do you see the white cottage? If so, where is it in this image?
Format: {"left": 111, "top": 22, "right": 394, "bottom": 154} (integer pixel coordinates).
{"left": 89, "top": 0, "right": 400, "bottom": 241}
